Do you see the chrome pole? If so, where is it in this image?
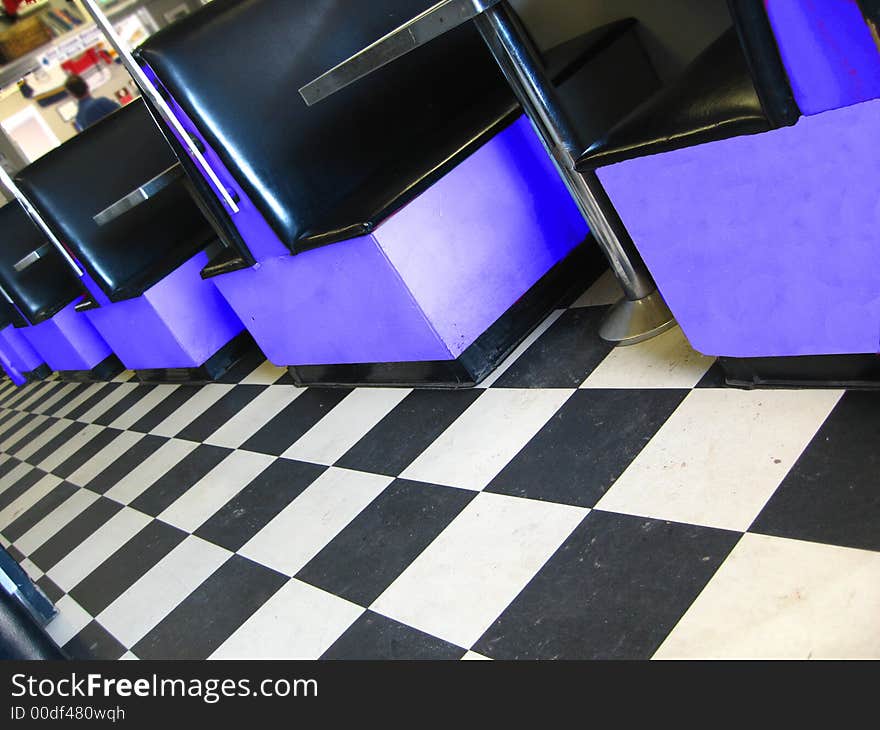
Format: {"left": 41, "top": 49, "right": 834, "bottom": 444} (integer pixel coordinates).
{"left": 79, "top": 0, "right": 240, "bottom": 214}
{"left": 473, "top": 4, "right": 674, "bottom": 344}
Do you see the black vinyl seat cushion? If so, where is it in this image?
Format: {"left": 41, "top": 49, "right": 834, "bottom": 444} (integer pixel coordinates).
{"left": 0, "top": 300, "right": 27, "bottom": 330}
{"left": 15, "top": 99, "right": 216, "bottom": 303}
{"left": 577, "top": 29, "right": 772, "bottom": 171}
{"left": 136, "top": 0, "right": 514, "bottom": 254}
{"left": 577, "top": 0, "right": 801, "bottom": 172}
{"left": 0, "top": 201, "right": 85, "bottom": 326}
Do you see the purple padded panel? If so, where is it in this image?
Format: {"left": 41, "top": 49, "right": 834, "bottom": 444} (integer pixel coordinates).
{"left": 83, "top": 251, "right": 244, "bottom": 370}
{"left": 375, "top": 117, "right": 587, "bottom": 357}
{"left": 20, "top": 302, "right": 114, "bottom": 372}
{"left": 212, "top": 117, "right": 587, "bottom": 366}
{"left": 0, "top": 323, "right": 44, "bottom": 374}
{"left": 597, "top": 99, "right": 880, "bottom": 358}
{"left": 766, "top": 0, "right": 880, "bottom": 114}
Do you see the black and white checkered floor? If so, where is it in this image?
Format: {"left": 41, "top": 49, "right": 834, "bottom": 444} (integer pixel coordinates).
{"left": 0, "top": 269, "right": 878, "bottom": 660}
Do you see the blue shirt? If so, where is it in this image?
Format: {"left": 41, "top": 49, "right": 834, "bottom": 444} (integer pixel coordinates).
{"left": 75, "top": 96, "right": 121, "bottom": 132}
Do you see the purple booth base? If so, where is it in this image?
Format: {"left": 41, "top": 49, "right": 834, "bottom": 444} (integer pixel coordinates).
{"left": 80, "top": 250, "right": 249, "bottom": 382}
{"left": 596, "top": 98, "right": 880, "bottom": 388}
{"left": 209, "top": 117, "right": 593, "bottom": 386}
{"left": 0, "top": 324, "right": 49, "bottom": 385}
{"left": 19, "top": 302, "right": 122, "bottom": 380}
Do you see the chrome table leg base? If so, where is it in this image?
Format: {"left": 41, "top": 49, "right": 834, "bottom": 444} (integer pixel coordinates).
{"left": 599, "top": 289, "right": 676, "bottom": 346}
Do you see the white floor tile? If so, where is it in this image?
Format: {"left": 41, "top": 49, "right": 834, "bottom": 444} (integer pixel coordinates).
{"left": 0, "top": 415, "right": 49, "bottom": 452}
{"left": 13, "top": 489, "right": 99, "bottom": 555}
{"left": 655, "top": 534, "right": 880, "bottom": 659}
{"left": 240, "top": 360, "right": 288, "bottom": 386}
{"left": 0, "top": 474, "right": 62, "bottom": 531}
{"left": 120, "top": 652, "right": 139, "bottom": 660}
{"left": 211, "top": 579, "right": 363, "bottom": 660}
{"left": 98, "top": 535, "right": 230, "bottom": 648}
{"left": 0, "top": 462, "right": 34, "bottom": 498}
{"left": 14, "top": 384, "right": 57, "bottom": 412}
{"left": 282, "top": 389, "right": 410, "bottom": 466}
{"left": 159, "top": 450, "right": 275, "bottom": 532}
{"left": 5, "top": 383, "right": 47, "bottom": 410}
{"left": 461, "top": 651, "right": 492, "bottom": 660}
{"left": 371, "top": 492, "right": 587, "bottom": 648}
{"left": 13, "top": 419, "right": 73, "bottom": 461}
{"left": 37, "top": 424, "right": 106, "bottom": 474}
{"left": 596, "top": 389, "right": 843, "bottom": 531}
{"left": 66, "top": 431, "right": 145, "bottom": 488}
{"left": 109, "top": 385, "right": 179, "bottom": 431}
{"left": 150, "top": 384, "right": 234, "bottom": 437}
{"left": 205, "top": 386, "right": 302, "bottom": 449}
{"left": 104, "top": 439, "right": 198, "bottom": 505}
{"left": 477, "top": 310, "right": 565, "bottom": 389}
{"left": 47, "top": 508, "right": 151, "bottom": 591}
{"left": 19, "top": 557, "right": 43, "bottom": 582}
{"left": 33, "top": 383, "right": 78, "bottom": 415}
{"left": 45, "top": 595, "right": 92, "bottom": 647}
{"left": 77, "top": 383, "right": 139, "bottom": 424}
{"left": 400, "top": 389, "right": 572, "bottom": 491}
{"left": 582, "top": 326, "right": 715, "bottom": 389}
{"left": 112, "top": 370, "right": 137, "bottom": 383}
{"left": 52, "top": 384, "right": 108, "bottom": 419}
{"left": 240, "top": 467, "right": 392, "bottom": 576}
{"left": 0, "top": 412, "right": 28, "bottom": 440}
{"left": 571, "top": 269, "right": 623, "bottom": 308}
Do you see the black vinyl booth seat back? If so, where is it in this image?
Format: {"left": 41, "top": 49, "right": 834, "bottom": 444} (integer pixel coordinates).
{"left": 135, "top": 0, "right": 519, "bottom": 254}
{"left": 0, "top": 201, "right": 85, "bottom": 326}
{"left": 576, "top": 0, "right": 801, "bottom": 172}
{"left": 15, "top": 99, "right": 217, "bottom": 303}
{"left": 0, "top": 299, "right": 27, "bottom": 330}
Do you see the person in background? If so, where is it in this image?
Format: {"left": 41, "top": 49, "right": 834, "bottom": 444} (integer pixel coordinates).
{"left": 64, "top": 74, "right": 120, "bottom": 132}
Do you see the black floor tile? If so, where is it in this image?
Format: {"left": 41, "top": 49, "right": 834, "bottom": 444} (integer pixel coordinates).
{"left": 65, "top": 384, "right": 117, "bottom": 421}
{"left": 9, "top": 382, "right": 54, "bottom": 411}
{"left": 29, "top": 498, "right": 124, "bottom": 572}
{"left": 133, "top": 555, "right": 287, "bottom": 660}
{"left": 27, "top": 421, "right": 87, "bottom": 467}
{"left": 0, "top": 466, "right": 46, "bottom": 512}
{"left": 2, "top": 481, "right": 78, "bottom": 542}
{"left": 93, "top": 385, "right": 157, "bottom": 427}
{"left": 36, "top": 575, "right": 65, "bottom": 604}
{"left": 492, "top": 307, "right": 613, "bottom": 388}
{"left": 473, "top": 511, "right": 740, "bottom": 660}
{"left": 129, "top": 445, "right": 231, "bottom": 517}
{"left": 5, "top": 543, "right": 24, "bottom": 562}
{"left": 0, "top": 456, "right": 20, "bottom": 480}
{"left": 336, "top": 390, "right": 482, "bottom": 476}
{"left": 321, "top": 611, "right": 465, "bottom": 660}
{"left": 695, "top": 361, "right": 727, "bottom": 388}
{"left": 175, "top": 386, "right": 266, "bottom": 442}
{"left": 68, "top": 520, "right": 187, "bottom": 616}
{"left": 129, "top": 385, "right": 201, "bottom": 433}
{"left": 6, "top": 417, "right": 57, "bottom": 456}
{"left": 53, "top": 428, "right": 123, "bottom": 480}
{"left": 63, "top": 621, "right": 127, "bottom": 660}
{"left": 217, "top": 349, "right": 270, "bottom": 385}
{"left": 0, "top": 415, "right": 31, "bottom": 445}
{"left": 297, "top": 479, "right": 474, "bottom": 606}
{"left": 750, "top": 391, "right": 880, "bottom": 552}
{"left": 42, "top": 383, "right": 90, "bottom": 417}
{"left": 240, "top": 388, "right": 351, "bottom": 456}
{"left": 195, "top": 459, "right": 326, "bottom": 551}
{"left": 85, "top": 435, "right": 168, "bottom": 495}
{"left": 22, "top": 383, "right": 66, "bottom": 414}
{"left": 485, "top": 389, "right": 688, "bottom": 508}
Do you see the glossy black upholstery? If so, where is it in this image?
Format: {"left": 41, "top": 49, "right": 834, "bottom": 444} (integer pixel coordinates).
{"left": 15, "top": 99, "right": 216, "bottom": 302}
{"left": 576, "top": 0, "right": 800, "bottom": 171}
{"left": 0, "top": 201, "right": 85, "bottom": 326}
{"left": 136, "top": 0, "right": 513, "bottom": 254}
{"left": 0, "top": 590, "right": 66, "bottom": 660}
{"left": 0, "top": 300, "right": 26, "bottom": 330}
